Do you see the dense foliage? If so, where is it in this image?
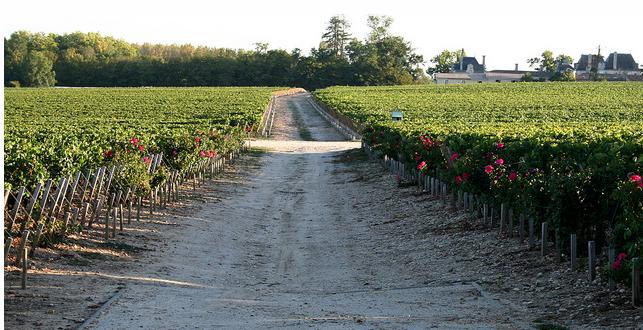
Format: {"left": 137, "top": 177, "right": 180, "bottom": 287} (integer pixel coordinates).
{"left": 315, "top": 82, "right": 643, "bottom": 275}
{"left": 4, "top": 16, "right": 426, "bottom": 89}
{"left": 4, "top": 87, "right": 280, "bottom": 194}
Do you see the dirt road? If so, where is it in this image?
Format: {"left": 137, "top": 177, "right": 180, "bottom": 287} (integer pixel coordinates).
{"left": 75, "top": 92, "right": 529, "bottom": 329}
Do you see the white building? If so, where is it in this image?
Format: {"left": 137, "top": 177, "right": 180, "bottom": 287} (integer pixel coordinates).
{"left": 434, "top": 57, "right": 551, "bottom": 84}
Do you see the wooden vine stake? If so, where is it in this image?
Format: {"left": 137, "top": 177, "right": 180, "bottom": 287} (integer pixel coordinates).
{"left": 20, "top": 183, "right": 43, "bottom": 233}
{"left": 128, "top": 199, "right": 132, "bottom": 225}
{"left": 62, "top": 212, "right": 71, "bottom": 233}
{"left": 608, "top": 246, "right": 616, "bottom": 290}
{"left": 500, "top": 203, "right": 507, "bottom": 234}
{"left": 136, "top": 196, "right": 142, "bottom": 221}
{"left": 9, "top": 186, "right": 26, "bottom": 230}
{"left": 507, "top": 208, "right": 514, "bottom": 237}
{"left": 21, "top": 247, "right": 28, "bottom": 290}
{"left": 71, "top": 207, "right": 80, "bottom": 227}
{"left": 119, "top": 202, "right": 124, "bottom": 232}
{"left": 588, "top": 241, "right": 596, "bottom": 282}
{"left": 15, "top": 230, "right": 30, "bottom": 266}
{"left": 570, "top": 234, "right": 577, "bottom": 270}
{"left": 105, "top": 193, "right": 115, "bottom": 240}
{"left": 633, "top": 257, "right": 640, "bottom": 307}
{"left": 29, "top": 224, "right": 44, "bottom": 257}
{"left": 555, "top": 230, "right": 561, "bottom": 262}
{"left": 80, "top": 202, "right": 90, "bottom": 229}
{"left": 541, "top": 222, "right": 548, "bottom": 257}
{"left": 112, "top": 205, "right": 117, "bottom": 238}
{"left": 4, "top": 237, "right": 14, "bottom": 264}
{"left": 528, "top": 217, "right": 535, "bottom": 249}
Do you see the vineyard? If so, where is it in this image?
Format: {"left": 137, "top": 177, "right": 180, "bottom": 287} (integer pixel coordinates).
{"left": 315, "top": 82, "right": 643, "bottom": 281}
{"left": 3, "top": 87, "right": 282, "bottom": 270}
{"left": 4, "top": 87, "right": 280, "bottom": 190}
{"left": 3, "top": 85, "right": 642, "bottom": 327}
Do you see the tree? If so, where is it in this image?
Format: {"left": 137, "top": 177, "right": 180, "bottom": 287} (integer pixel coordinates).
{"left": 550, "top": 70, "right": 576, "bottom": 82}
{"left": 367, "top": 15, "right": 393, "bottom": 42}
{"left": 5, "top": 31, "right": 32, "bottom": 86}
{"left": 4, "top": 31, "right": 57, "bottom": 86}
{"left": 321, "top": 15, "right": 351, "bottom": 58}
{"left": 520, "top": 72, "right": 534, "bottom": 82}
{"left": 22, "top": 51, "right": 56, "bottom": 86}
{"left": 556, "top": 54, "right": 573, "bottom": 66}
{"left": 528, "top": 50, "right": 573, "bottom": 73}
{"left": 347, "top": 23, "right": 425, "bottom": 86}
{"left": 427, "top": 49, "right": 462, "bottom": 74}
{"left": 4, "top": 27, "right": 427, "bottom": 88}
{"left": 254, "top": 42, "right": 269, "bottom": 54}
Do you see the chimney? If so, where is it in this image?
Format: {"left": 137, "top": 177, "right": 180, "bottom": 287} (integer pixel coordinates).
{"left": 482, "top": 55, "right": 486, "bottom": 71}
{"left": 613, "top": 52, "right": 618, "bottom": 70}
{"left": 459, "top": 48, "right": 464, "bottom": 71}
{"left": 515, "top": 63, "right": 519, "bottom": 71}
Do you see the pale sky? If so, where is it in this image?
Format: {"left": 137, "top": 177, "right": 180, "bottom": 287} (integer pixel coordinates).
{"left": 2, "top": 0, "right": 642, "bottom": 71}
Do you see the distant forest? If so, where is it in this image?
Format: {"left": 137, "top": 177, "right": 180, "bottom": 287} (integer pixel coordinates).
{"left": 4, "top": 16, "right": 428, "bottom": 89}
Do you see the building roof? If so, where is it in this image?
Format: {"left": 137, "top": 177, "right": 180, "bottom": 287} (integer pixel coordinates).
{"left": 604, "top": 53, "right": 638, "bottom": 71}
{"left": 557, "top": 62, "right": 575, "bottom": 72}
{"left": 575, "top": 54, "right": 604, "bottom": 71}
{"left": 451, "top": 57, "right": 485, "bottom": 73}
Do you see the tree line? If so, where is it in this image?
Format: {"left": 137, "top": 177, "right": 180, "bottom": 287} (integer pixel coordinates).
{"left": 4, "top": 15, "right": 428, "bottom": 89}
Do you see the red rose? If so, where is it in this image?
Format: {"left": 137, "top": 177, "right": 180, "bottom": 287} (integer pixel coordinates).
{"left": 462, "top": 172, "right": 470, "bottom": 181}
{"left": 508, "top": 172, "right": 518, "bottom": 181}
